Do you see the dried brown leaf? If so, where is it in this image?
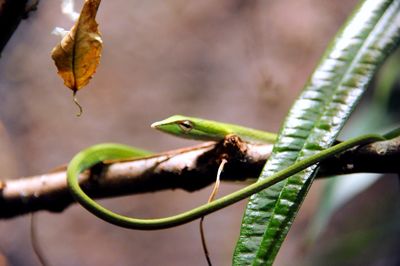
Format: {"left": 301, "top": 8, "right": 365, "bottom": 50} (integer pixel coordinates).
{"left": 51, "top": 0, "right": 102, "bottom": 92}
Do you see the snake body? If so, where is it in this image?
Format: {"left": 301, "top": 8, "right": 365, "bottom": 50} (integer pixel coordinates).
{"left": 67, "top": 115, "right": 387, "bottom": 229}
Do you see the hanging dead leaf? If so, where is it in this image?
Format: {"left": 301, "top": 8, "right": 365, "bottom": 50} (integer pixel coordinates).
{"left": 51, "top": 0, "right": 102, "bottom": 116}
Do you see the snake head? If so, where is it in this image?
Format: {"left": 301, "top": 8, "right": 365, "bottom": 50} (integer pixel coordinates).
{"left": 151, "top": 115, "right": 194, "bottom": 137}
{"left": 151, "top": 115, "right": 225, "bottom": 141}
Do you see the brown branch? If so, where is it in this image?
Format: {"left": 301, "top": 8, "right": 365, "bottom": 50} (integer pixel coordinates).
{"left": 317, "top": 135, "right": 400, "bottom": 176}
{"left": 0, "top": 0, "right": 39, "bottom": 54}
{"left": 0, "top": 135, "right": 399, "bottom": 219}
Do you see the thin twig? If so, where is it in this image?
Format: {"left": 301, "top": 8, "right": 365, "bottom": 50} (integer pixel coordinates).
{"left": 200, "top": 159, "right": 226, "bottom": 266}
{"left": 30, "top": 213, "right": 50, "bottom": 266}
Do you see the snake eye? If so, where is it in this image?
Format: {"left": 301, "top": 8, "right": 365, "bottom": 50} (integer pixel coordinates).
{"left": 178, "top": 120, "right": 193, "bottom": 133}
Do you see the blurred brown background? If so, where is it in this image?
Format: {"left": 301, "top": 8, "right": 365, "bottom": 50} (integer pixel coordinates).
{"left": 3, "top": 0, "right": 390, "bottom": 265}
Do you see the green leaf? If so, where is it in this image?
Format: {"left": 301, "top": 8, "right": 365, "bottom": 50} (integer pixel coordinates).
{"left": 233, "top": 1, "right": 400, "bottom": 265}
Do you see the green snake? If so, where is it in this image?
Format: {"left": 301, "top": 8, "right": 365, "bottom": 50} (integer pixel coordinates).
{"left": 67, "top": 115, "right": 390, "bottom": 230}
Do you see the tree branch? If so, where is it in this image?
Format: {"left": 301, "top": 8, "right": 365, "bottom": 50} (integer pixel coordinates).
{"left": 0, "top": 0, "right": 39, "bottom": 54}
{"left": 0, "top": 135, "right": 399, "bottom": 219}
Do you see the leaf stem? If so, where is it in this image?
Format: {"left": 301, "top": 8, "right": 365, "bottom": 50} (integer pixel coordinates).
{"left": 72, "top": 89, "right": 83, "bottom": 117}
